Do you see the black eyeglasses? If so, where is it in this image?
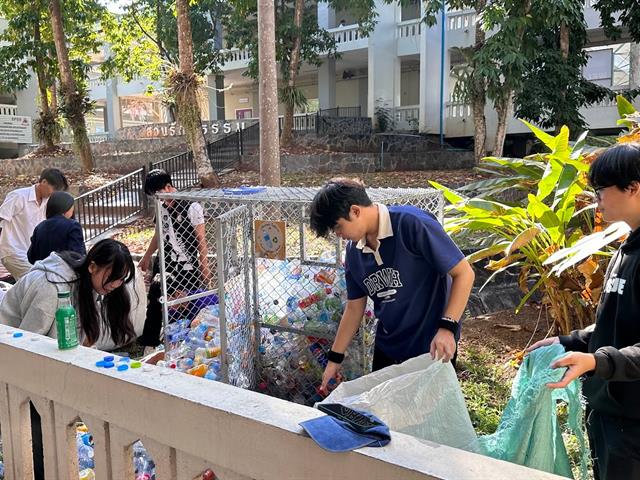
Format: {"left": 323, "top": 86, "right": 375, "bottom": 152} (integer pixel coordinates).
{"left": 594, "top": 185, "right": 612, "bottom": 200}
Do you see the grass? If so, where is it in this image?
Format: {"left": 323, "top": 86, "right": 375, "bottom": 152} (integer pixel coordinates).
{"left": 457, "top": 345, "right": 513, "bottom": 435}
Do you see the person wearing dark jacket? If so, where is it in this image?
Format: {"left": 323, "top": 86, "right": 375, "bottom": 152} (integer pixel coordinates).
{"left": 27, "top": 191, "right": 86, "bottom": 264}
{"left": 528, "top": 143, "right": 640, "bottom": 480}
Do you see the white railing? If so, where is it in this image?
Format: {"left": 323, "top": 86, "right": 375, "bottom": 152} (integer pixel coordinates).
{"left": 327, "top": 24, "right": 363, "bottom": 46}
{"left": 447, "top": 11, "right": 476, "bottom": 31}
{"left": 397, "top": 19, "right": 422, "bottom": 39}
{"left": 446, "top": 102, "right": 473, "bottom": 118}
{"left": 223, "top": 47, "right": 251, "bottom": 63}
{"left": 0, "top": 103, "right": 17, "bottom": 116}
{"left": 293, "top": 112, "right": 316, "bottom": 131}
{"left": 0, "top": 324, "right": 563, "bottom": 480}
{"left": 394, "top": 105, "right": 420, "bottom": 130}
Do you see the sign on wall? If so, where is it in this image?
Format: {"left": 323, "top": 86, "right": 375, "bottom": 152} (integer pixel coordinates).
{"left": 0, "top": 115, "right": 32, "bottom": 143}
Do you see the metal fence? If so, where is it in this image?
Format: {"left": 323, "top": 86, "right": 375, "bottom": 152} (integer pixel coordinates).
{"left": 74, "top": 167, "right": 147, "bottom": 241}
{"left": 154, "top": 186, "right": 444, "bottom": 406}
{"left": 150, "top": 151, "right": 199, "bottom": 190}
{"left": 240, "top": 122, "right": 260, "bottom": 155}
{"left": 317, "top": 106, "right": 362, "bottom": 118}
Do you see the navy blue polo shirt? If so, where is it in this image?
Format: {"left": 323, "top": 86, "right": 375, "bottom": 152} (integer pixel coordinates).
{"left": 345, "top": 204, "right": 464, "bottom": 361}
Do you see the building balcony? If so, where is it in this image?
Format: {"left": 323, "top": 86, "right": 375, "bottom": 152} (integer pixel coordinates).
{"left": 445, "top": 96, "right": 623, "bottom": 139}
{"left": 397, "top": 19, "right": 422, "bottom": 57}
{"left": 0, "top": 323, "right": 565, "bottom": 480}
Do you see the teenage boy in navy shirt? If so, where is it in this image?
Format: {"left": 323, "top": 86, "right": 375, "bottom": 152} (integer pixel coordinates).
{"left": 528, "top": 143, "right": 640, "bottom": 480}
{"left": 309, "top": 178, "right": 475, "bottom": 392}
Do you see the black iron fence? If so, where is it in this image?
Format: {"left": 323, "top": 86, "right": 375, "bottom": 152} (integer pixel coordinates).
{"left": 150, "top": 151, "right": 199, "bottom": 190}
{"left": 240, "top": 122, "right": 260, "bottom": 154}
{"left": 75, "top": 167, "right": 147, "bottom": 242}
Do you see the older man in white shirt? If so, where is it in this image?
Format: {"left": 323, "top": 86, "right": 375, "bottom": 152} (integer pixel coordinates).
{"left": 0, "top": 168, "right": 68, "bottom": 279}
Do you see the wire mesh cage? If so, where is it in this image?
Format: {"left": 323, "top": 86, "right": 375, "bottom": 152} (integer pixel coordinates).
{"left": 155, "top": 187, "right": 443, "bottom": 405}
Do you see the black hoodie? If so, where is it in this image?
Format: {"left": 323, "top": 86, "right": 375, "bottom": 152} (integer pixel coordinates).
{"left": 560, "top": 226, "right": 640, "bottom": 420}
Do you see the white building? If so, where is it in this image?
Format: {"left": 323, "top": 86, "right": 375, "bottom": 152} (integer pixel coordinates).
{"left": 4, "top": 0, "right": 640, "bottom": 156}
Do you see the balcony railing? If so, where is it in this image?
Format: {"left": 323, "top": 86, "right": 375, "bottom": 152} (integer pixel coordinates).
{"left": 397, "top": 19, "right": 422, "bottom": 39}
{"left": 0, "top": 103, "right": 17, "bottom": 116}
{"left": 394, "top": 105, "right": 420, "bottom": 130}
{"left": 446, "top": 101, "right": 473, "bottom": 118}
{"left": 447, "top": 11, "right": 476, "bottom": 31}
{"left": 0, "top": 324, "right": 565, "bottom": 480}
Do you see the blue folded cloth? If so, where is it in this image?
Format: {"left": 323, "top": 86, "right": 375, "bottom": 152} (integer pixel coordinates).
{"left": 299, "top": 403, "right": 391, "bottom": 452}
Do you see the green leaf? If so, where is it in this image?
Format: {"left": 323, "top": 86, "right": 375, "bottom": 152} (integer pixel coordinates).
{"left": 428, "top": 180, "right": 466, "bottom": 204}
{"left": 617, "top": 95, "right": 637, "bottom": 118}
{"left": 537, "top": 159, "right": 563, "bottom": 202}
{"left": 520, "top": 119, "right": 556, "bottom": 151}
{"left": 527, "top": 194, "right": 560, "bottom": 228}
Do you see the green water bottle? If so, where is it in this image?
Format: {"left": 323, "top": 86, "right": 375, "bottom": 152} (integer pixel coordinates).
{"left": 55, "top": 291, "right": 78, "bottom": 350}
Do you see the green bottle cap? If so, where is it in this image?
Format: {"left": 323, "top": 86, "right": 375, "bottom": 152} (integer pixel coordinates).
{"left": 57, "top": 291, "right": 71, "bottom": 298}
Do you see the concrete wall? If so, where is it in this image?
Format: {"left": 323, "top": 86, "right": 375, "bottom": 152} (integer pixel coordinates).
{"left": 242, "top": 150, "right": 474, "bottom": 174}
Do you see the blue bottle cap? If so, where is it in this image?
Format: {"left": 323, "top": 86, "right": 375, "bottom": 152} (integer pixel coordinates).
{"left": 95, "top": 361, "right": 105, "bottom": 368}
{"left": 117, "top": 364, "right": 129, "bottom": 372}
{"left": 103, "top": 362, "right": 115, "bottom": 368}
{"left": 118, "top": 357, "right": 130, "bottom": 362}
{"left": 103, "top": 355, "right": 114, "bottom": 362}
{"left": 12, "top": 332, "right": 23, "bottom": 338}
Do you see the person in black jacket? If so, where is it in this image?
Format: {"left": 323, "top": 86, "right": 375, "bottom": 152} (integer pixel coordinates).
{"left": 27, "top": 191, "right": 86, "bottom": 263}
{"left": 528, "top": 143, "right": 640, "bottom": 480}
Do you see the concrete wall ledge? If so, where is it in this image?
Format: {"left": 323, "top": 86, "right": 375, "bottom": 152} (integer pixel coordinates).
{"left": 0, "top": 324, "right": 564, "bottom": 480}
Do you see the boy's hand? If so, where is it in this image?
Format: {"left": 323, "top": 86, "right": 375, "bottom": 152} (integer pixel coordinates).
{"left": 526, "top": 336, "right": 559, "bottom": 353}
{"left": 319, "top": 361, "right": 341, "bottom": 395}
{"left": 547, "top": 352, "right": 596, "bottom": 389}
{"left": 430, "top": 329, "right": 456, "bottom": 363}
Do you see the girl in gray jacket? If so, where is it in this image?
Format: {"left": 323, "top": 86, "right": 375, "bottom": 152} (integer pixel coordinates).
{"left": 0, "top": 238, "right": 138, "bottom": 349}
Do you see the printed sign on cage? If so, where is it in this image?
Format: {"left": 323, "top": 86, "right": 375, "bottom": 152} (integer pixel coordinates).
{"left": 254, "top": 220, "right": 286, "bottom": 260}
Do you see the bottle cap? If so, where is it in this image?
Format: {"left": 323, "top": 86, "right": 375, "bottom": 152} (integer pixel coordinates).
{"left": 57, "top": 291, "right": 71, "bottom": 298}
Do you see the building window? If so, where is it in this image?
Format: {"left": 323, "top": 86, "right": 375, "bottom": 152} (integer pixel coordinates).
{"left": 584, "top": 43, "right": 630, "bottom": 89}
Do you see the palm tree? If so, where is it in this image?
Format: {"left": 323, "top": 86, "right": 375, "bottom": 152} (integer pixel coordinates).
{"left": 173, "top": 0, "right": 220, "bottom": 187}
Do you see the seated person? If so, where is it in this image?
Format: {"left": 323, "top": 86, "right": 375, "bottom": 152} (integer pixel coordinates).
{"left": 28, "top": 191, "right": 85, "bottom": 264}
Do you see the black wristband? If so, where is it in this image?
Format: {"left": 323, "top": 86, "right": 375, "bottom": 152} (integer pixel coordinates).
{"left": 327, "top": 350, "right": 345, "bottom": 364}
{"left": 438, "top": 318, "right": 459, "bottom": 334}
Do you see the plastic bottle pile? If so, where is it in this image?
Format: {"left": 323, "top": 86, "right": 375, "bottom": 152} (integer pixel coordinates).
{"left": 76, "top": 422, "right": 156, "bottom": 480}
{"left": 255, "top": 258, "right": 375, "bottom": 404}
{"left": 159, "top": 305, "right": 223, "bottom": 381}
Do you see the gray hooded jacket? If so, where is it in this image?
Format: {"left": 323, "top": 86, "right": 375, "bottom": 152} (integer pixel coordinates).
{"left": 0, "top": 252, "right": 146, "bottom": 350}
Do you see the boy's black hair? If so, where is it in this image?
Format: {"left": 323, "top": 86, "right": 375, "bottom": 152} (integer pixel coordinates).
{"left": 46, "top": 191, "right": 75, "bottom": 219}
{"left": 589, "top": 143, "right": 640, "bottom": 190}
{"left": 144, "top": 169, "right": 173, "bottom": 195}
{"left": 309, "top": 178, "right": 372, "bottom": 238}
{"left": 39, "top": 168, "right": 68, "bottom": 191}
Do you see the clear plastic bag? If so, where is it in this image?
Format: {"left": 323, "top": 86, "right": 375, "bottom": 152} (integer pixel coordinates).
{"left": 321, "top": 353, "right": 478, "bottom": 451}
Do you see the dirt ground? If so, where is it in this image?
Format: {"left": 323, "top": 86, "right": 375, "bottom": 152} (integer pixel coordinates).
{"left": 460, "top": 303, "right": 551, "bottom": 366}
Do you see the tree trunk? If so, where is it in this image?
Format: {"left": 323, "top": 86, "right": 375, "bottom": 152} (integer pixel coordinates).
{"left": 555, "top": 21, "right": 570, "bottom": 133}
{"left": 33, "top": 15, "right": 55, "bottom": 149}
{"left": 493, "top": 90, "right": 513, "bottom": 157}
{"left": 175, "top": 0, "right": 220, "bottom": 187}
{"left": 471, "top": 0, "right": 487, "bottom": 164}
{"left": 51, "top": 79, "right": 58, "bottom": 113}
{"left": 258, "top": 0, "right": 281, "bottom": 185}
{"left": 49, "top": 0, "right": 94, "bottom": 171}
{"left": 280, "top": 0, "right": 304, "bottom": 147}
